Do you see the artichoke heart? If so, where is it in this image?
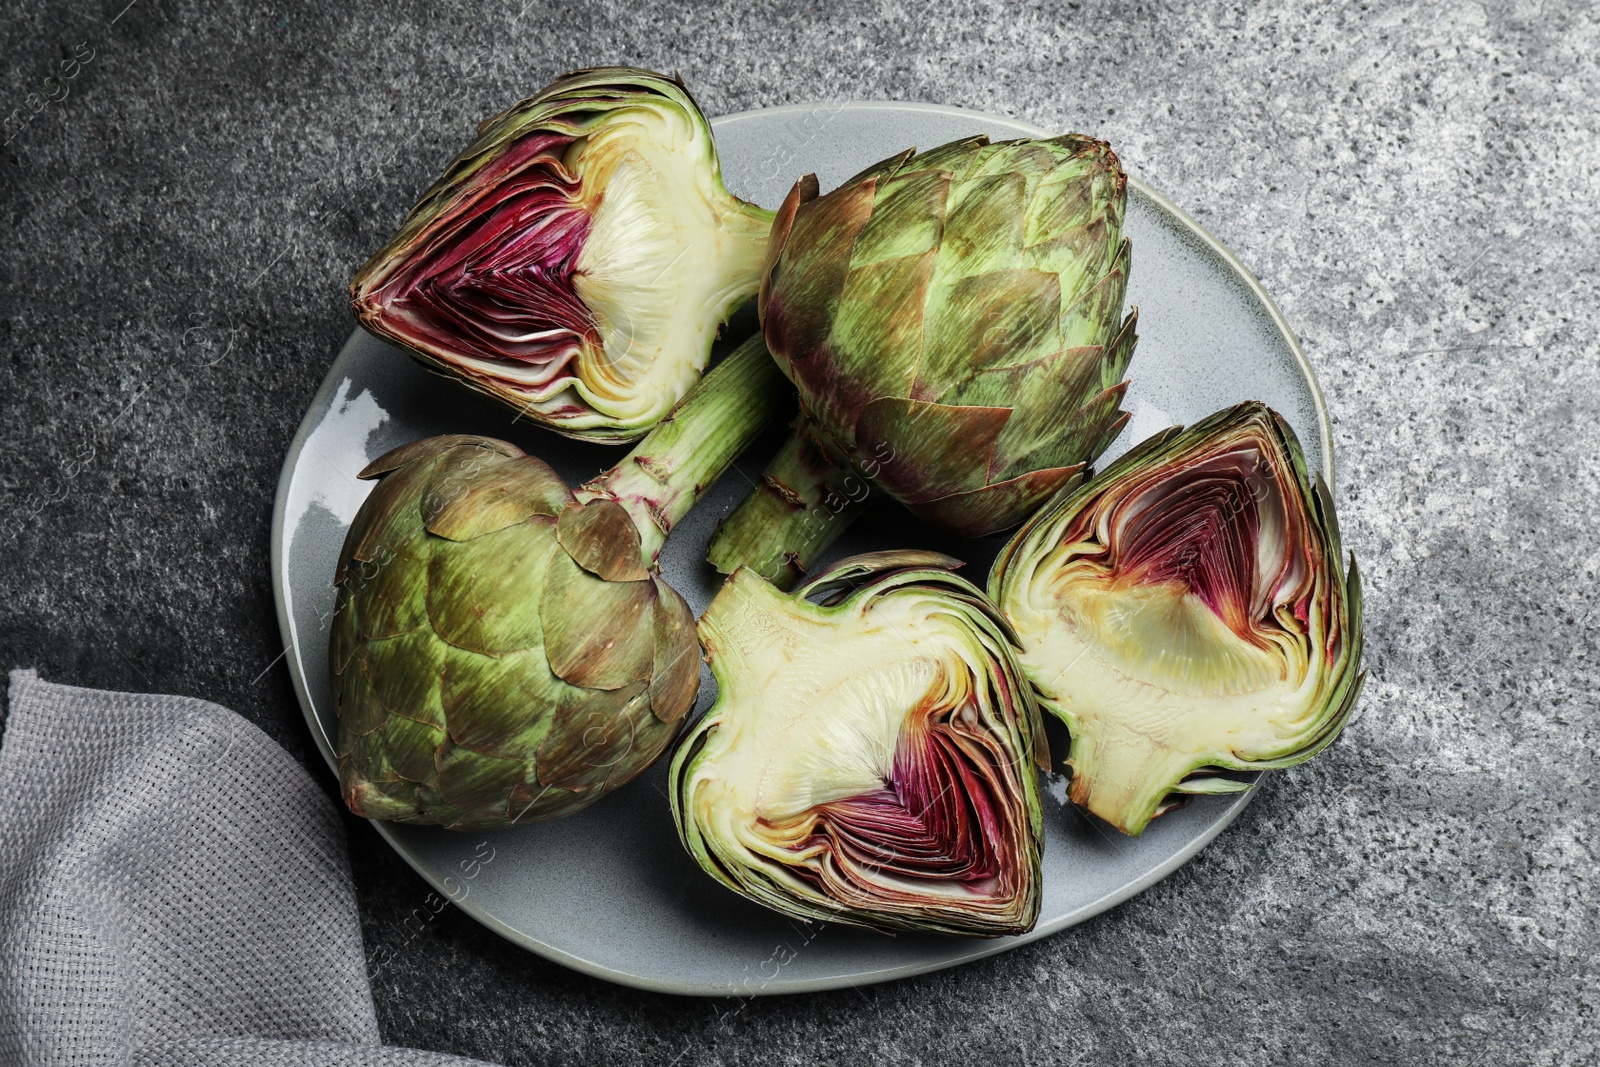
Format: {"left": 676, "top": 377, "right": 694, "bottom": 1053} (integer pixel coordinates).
{"left": 990, "top": 402, "right": 1365, "bottom": 836}
{"left": 332, "top": 337, "right": 788, "bottom": 830}
{"left": 671, "top": 551, "right": 1047, "bottom": 936}
{"left": 350, "top": 67, "right": 775, "bottom": 442}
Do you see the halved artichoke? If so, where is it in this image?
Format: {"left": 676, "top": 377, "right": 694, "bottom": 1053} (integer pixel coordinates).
{"left": 671, "top": 551, "right": 1047, "bottom": 936}
{"left": 990, "top": 402, "right": 1365, "bottom": 836}
{"left": 332, "top": 337, "right": 787, "bottom": 829}
{"left": 350, "top": 67, "right": 775, "bottom": 442}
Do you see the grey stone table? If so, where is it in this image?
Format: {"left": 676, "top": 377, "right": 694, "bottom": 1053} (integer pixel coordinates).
{"left": 2, "top": 1, "right": 1594, "bottom": 1063}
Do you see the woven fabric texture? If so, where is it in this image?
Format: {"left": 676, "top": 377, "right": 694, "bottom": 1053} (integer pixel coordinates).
{"left": 0, "top": 669, "right": 491, "bottom": 1067}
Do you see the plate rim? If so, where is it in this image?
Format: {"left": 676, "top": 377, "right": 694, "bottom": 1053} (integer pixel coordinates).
{"left": 271, "top": 99, "right": 1330, "bottom": 997}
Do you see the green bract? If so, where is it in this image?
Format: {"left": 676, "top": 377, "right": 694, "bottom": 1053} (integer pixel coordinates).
{"left": 709, "top": 133, "right": 1137, "bottom": 586}
{"left": 671, "top": 551, "right": 1047, "bottom": 936}
{"left": 990, "top": 402, "right": 1365, "bottom": 836}
{"left": 350, "top": 67, "right": 774, "bottom": 443}
{"left": 331, "top": 337, "right": 787, "bottom": 829}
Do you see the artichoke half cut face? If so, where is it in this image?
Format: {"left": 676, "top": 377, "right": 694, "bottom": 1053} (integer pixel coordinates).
{"left": 671, "top": 552, "right": 1047, "bottom": 937}
{"left": 991, "top": 402, "right": 1365, "bottom": 836}
{"left": 350, "top": 67, "right": 774, "bottom": 442}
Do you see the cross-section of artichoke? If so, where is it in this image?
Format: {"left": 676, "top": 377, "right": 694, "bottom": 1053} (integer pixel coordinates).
{"left": 331, "top": 337, "right": 787, "bottom": 830}
{"left": 670, "top": 551, "right": 1048, "bottom": 936}
{"left": 708, "top": 134, "right": 1137, "bottom": 586}
{"left": 990, "top": 402, "right": 1365, "bottom": 836}
{"left": 350, "top": 67, "right": 775, "bottom": 442}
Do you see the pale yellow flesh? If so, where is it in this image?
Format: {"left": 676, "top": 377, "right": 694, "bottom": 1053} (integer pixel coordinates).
{"left": 1005, "top": 545, "right": 1325, "bottom": 833}
{"left": 567, "top": 105, "right": 770, "bottom": 426}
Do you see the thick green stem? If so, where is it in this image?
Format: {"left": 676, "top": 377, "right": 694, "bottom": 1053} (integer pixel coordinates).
{"left": 705, "top": 414, "right": 874, "bottom": 590}
{"left": 579, "top": 334, "right": 790, "bottom": 563}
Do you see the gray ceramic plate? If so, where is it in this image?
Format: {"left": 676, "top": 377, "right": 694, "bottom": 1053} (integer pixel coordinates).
{"left": 272, "top": 101, "right": 1332, "bottom": 996}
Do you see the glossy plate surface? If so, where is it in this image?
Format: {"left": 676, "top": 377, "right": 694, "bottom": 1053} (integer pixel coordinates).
{"left": 272, "top": 101, "right": 1332, "bottom": 995}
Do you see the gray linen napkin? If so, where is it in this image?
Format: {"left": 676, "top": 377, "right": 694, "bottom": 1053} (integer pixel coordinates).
{"left": 0, "top": 669, "right": 494, "bottom": 1067}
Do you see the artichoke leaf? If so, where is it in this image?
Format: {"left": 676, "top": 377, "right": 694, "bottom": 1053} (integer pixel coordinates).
{"left": 358, "top": 435, "right": 518, "bottom": 480}
{"left": 381, "top": 715, "right": 449, "bottom": 786}
{"left": 796, "top": 549, "right": 967, "bottom": 602}
{"left": 556, "top": 499, "right": 650, "bottom": 582}
{"left": 440, "top": 645, "right": 561, "bottom": 761}
{"left": 540, "top": 547, "right": 659, "bottom": 690}
{"left": 425, "top": 518, "right": 559, "bottom": 655}
{"left": 535, "top": 680, "right": 652, "bottom": 792}
{"left": 422, "top": 452, "right": 572, "bottom": 540}
{"left": 647, "top": 581, "right": 700, "bottom": 725}
{"left": 910, "top": 464, "right": 1085, "bottom": 540}
{"left": 361, "top": 628, "right": 447, "bottom": 730}
{"left": 856, "top": 396, "right": 1011, "bottom": 503}
{"left": 433, "top": 741, "right": 528, "bottom": 816}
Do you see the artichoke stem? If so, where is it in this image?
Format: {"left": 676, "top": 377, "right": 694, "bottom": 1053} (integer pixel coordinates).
{"left": 697, "top": 565, "right": 795, "bottom": 668}
{"left": 581, "top": 334, "right": 790, "bottom": 563}
{"left": 706, "top": 414, "right": 872, "bottom": 590}
{"left": 715, "top": 197, "right": 779, "bottom": 298}
{"left": 1065, "top": 721, "right": 1194, "bottom": 836}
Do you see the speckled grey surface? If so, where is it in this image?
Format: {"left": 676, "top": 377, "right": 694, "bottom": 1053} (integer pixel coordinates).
{"left": 1, "top": 1, "right": 1595, "bottom": 1064}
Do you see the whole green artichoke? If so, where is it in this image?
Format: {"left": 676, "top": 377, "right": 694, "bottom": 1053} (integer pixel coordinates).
{"left": 331, "top": 337, "right": 787, "bottom": 830}
{"left": 709, "top": 134, "right": 1137, "bottom": 587}
{"left": 990, "top": 402, "right": 1365, "bottom": 836}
